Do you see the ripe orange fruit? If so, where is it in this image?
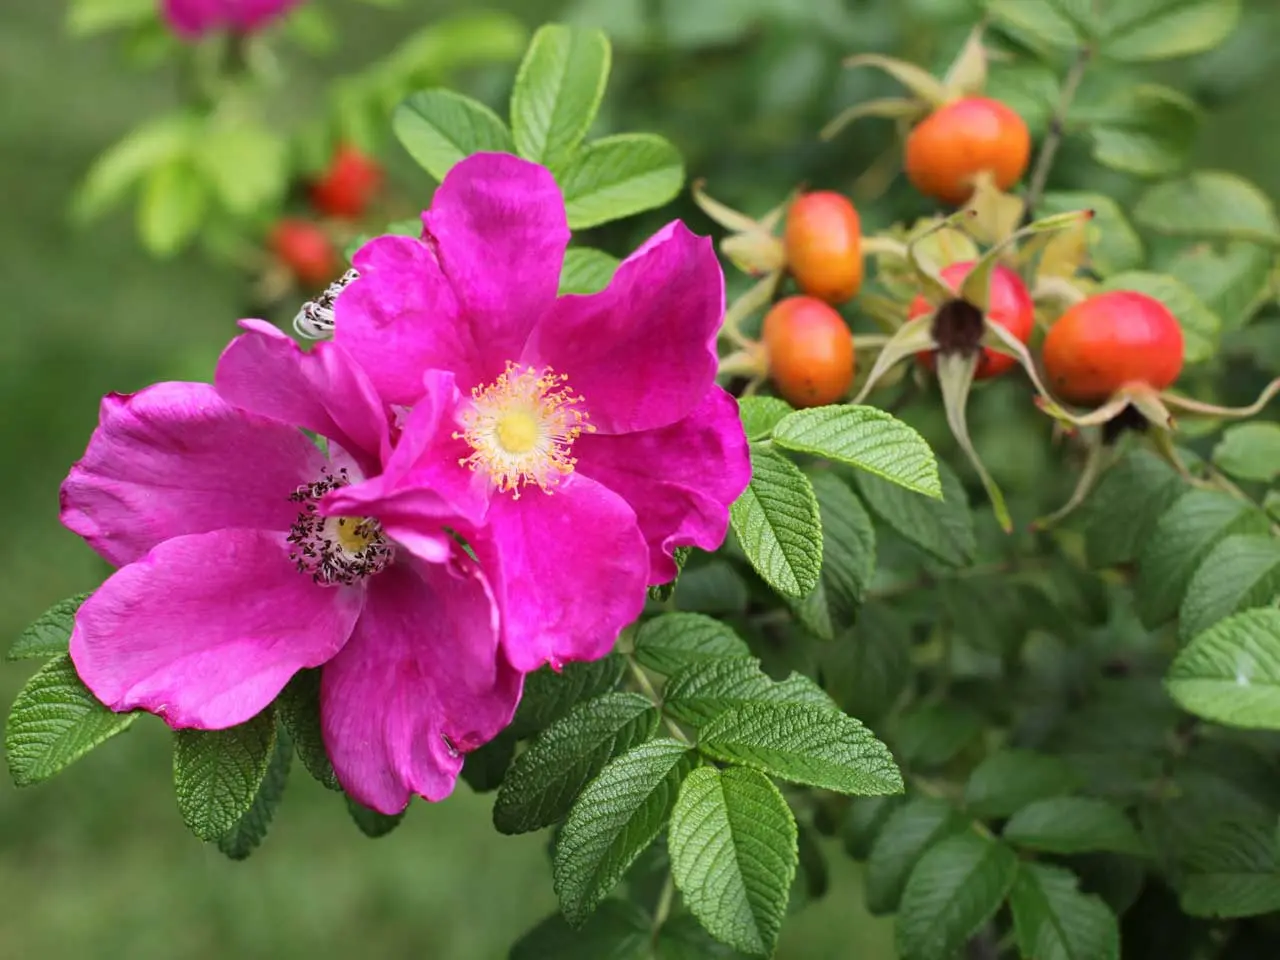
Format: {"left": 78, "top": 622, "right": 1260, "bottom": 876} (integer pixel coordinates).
{"left": 910, "top": 261, "right": 1035, "bottom": 380}
{"left": 904, "top": 97, "right": 1031, "bottom": 207}
{"left": 270, "top": 219, "right": 339, "bottom": 288}
{"left": 762, "top": 296, "right": 855, "bottom": 407}
{"left": 783, "top": 191, "right": 863, "bottom": 305}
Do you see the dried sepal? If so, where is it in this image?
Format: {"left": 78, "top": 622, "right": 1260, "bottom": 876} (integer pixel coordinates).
{"left": 821, "top": 97, "right": 927, "bottom": 142}
{"left": 841, "top": 54, "right": 949, "bottom": 107}
{"left": 936, "top": 351, "right": 1012, "bottom": 531}
{"left": 851, "top": 313, "right": 937, "bottom": 404}
{"left": 941, "top": 23, "right": 990, "bottom": 99}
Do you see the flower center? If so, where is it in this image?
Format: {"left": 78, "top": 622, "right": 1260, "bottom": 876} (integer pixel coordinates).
{"left": 287, "top": 466, "right": 394, "bottom": 585}
{"left": 457, "top": 361, "right": 594, "bottom": 498}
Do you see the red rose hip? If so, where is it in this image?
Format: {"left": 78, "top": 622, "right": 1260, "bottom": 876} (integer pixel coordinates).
{"left": 904, "top": 97, "right": 1031, "bottom": 207}
{"left": 910, "top": 260, "right": 1035, "bottom": 379}
{"left": 783, "top": 191, "right": 864, "bottom": 305}
{"left": 762, "top": 296, "right": 855, "bottom": 408}
{"left": 270, "top": 219, "right": 339, "bottom": 288}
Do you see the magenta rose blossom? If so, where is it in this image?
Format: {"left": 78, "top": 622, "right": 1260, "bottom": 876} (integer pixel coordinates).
{"left": 61, "top": 322, "right": 521, "bottom": 814}
{"left": 330, "top": 152, "right": 751, "bottom": 674}
{"left": 161, "top": 0, "right": 302, "bottom": 39}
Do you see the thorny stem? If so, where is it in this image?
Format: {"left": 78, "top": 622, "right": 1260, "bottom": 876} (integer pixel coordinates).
{"left": 627, "top": 655, "right": 692, "bottom": 745}
{"left": 1020, "top": 45, "right": 1092, "bottom": 227}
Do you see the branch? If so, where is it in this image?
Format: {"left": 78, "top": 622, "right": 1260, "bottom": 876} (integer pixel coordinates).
{"left": 1020, "top": 46, "right": 1092, "bottom": 226}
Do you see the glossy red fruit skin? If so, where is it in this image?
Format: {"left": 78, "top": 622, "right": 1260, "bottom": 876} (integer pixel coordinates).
{"left": 904, "top": 97, "right": 1031, "bottom": 207}
{"left": 270, "top": 219, "right": 338, "bottom": 288}
{"left": 910, "top": 261, "right": 1035, "bottom": 380}
{"left": 762, "top": 296, "right": 856, "bottom": 408}
{"left": 1042, "top": 291, "right": 1184, "bottom": 405}
{"left": 308, "top": 144, "right": 384, "bottom": 220}
{"left": 783, "top": 191, "right": 863, "bottom": 305}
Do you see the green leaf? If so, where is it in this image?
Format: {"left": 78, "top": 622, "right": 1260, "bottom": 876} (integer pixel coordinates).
{"left": 1100, "top": 271, "right": 1220, "bottom": 364}
{"left": 510, "top": 654, "right": 626, "bottom": 739}
{"left": 1081, "top": 84, "right": 1199, "bottom": 178}
{"left": 276, "top": 669, "right": 340, "bottom": 790}
{"left": 673, "top": 560, "right": 749, "bottom": 616}
{"left": 669, "top": 766, "right": 797, "bottom": 957}
{"left": 842, "top": 795, "right": 905, "bottom": 861}
{"left": 216, "top": 727, "right": 292, "bottom": 861}
{"left": 963, "top": 750, "right": 1081, "bottom": 819}
{"left": 558, "top": 247, "right": 620, "bottom": 295}
{"left": 558, "top": 133, "right": 684, "bottom": 229}
{"left": 1102, "top": 0, "right": 1242, "bottom": 62}
{"left": 896, "top": 832, "right": 1019, "bottom": 960}
{"left": 392, "top": 89, "right": 514, "bottom": 183}
{"left": 461, "top": 731, "right": 516, "bottom": 793}
{"left": 893, "top": 703, "right": 984, "bottom": 770}
{"left": 792, "top": 472, "right": 875, "bottom": 641}
{"left": 819, "top": 603, "right": 911, "bottom": 723}
{"left": 494, "top": 692, "right": 658, "bottom": 834}
{"left": 554, "top": 739, "right": 694, "bottom": 925}
{"left": 698, "top": 701, "right": 903, "bottom": 796}
{"left": 1134, "top": 171, "right": 1280, "bottom": 247}
{"left": 1213, "top": 423, "right": 1280, "bottom": 483}
{"left": 853, "top": 458, "right": 976, "bottom": 568}
{"left": 1003, "top": 797, "right": 1146, "bottom": 856}
{"left": 1135, "top": 490, "right": 1270, "bottom": 628}
{"left": 738, "top": 396, "right": 794, "bottom": 442}
{"left": 730, "top": 444, "right": 823, "bottom": 599}
{"left": 1041, "top": 191, "right": 1144, "bottom": 275}
{"left": 865, "top": 798, "right": 967, "bottom": 916}
{"left": 7, "top": 593, "right": 89, "bottom": 661}
{"left": 72, "top": 113, "right": 196, "bottom": 223}
{"left": 137, "top": 159, "right": 208, "bottom": 257}
{"left": 773, "top": 405, "right": 941, "bottom": 498}
{"left": 67, "top": 0, "right": 155, "bottom": 35}
{"left": 345, "top": 794, "right": 405, "bottom": 838}
{"left": 1010, "top": 863, "right": 1121, "bottom": 960}
{"left": 1079, "top": 449, "right": 1187, "bottom": 568}
{"left": 663, "top": 656, "right": 833, "bottom": 727}
{"left": 987, "top": 0, "right": 1081, "bottom": 55}
{"left": 510, "top": 24, "right": 611, "bottom": 167}
{"left": 1164, "top": 242, "right": 1276, "bottom": 331}
{"left": 655, "top": 914, "right": 754, "bottom": 959}
{"left": 1179, "top": 534, "right": 1280, "bottom": 642}
{"left": 511, "top": 900, "right": 652, "bottom": 960}
{"left": 5, "top": 654, "right": 138, "bottom": 786}
{"left": 1180, "top": 818, "right": 1280, "bottom": 918}
{"left": 173, "top": 708, "right": 276, "bottom": 842}
{"left": 1167, "top": 608, "right": 1280, "bottom": 729}
{"left": 633, "top": 612, "right": 750, "bottom": 676}
{"left": 196, "top": 121, "right": 288, "bottom": 217}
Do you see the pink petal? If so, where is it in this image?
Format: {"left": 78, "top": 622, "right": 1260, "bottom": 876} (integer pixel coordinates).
{"left": 575, "top": 387, "right": 751, "bottom": 583}
{"left": 522, "top": 221, "right": 724, "bottom": 435}
{"left": 425, "top": 153, "right": 569, "bottom": 382}
{"left": 320, "top": 557, "right": 522, "bottom": 813}
{"left": 70, "top": 529, "right": 362, "bottom": 729}
{"left": 215, "top": 319, "right": 390, "bottom": 473}
{"left": 475, "top": 474, "right": 649, "bottom": 673}
{"left": 60, "top": 382, "right": 323, "bottom": 567}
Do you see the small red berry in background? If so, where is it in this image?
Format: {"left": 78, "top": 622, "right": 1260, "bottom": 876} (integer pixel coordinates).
{"left": 763, "top": 296, "right": 855, "bottom": 408}
{"left": 783, "top": 191, "right": 864, "bottom": 305}
{"left": 270, "top": 219, "right": 338, "bottom": 288}
{"left": 911, "top": 260, "right": 1035, "bottom": 379}
{"left": 1042, "top": 291, "right": 1184, "bottom": 406}
{"left": 308, "top": 143, "right": 384, "bottom": 220}
{"left": 904, "top": 97, "right": 1031, "bottom": 207}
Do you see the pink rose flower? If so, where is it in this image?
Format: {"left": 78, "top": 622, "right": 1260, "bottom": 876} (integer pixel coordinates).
{"left": 160, "top": 0, "right": 302, "bottom": 39}
{"left": 331, "top": 152, "right": 752, "bottom": 674}
{"left": 61, "top": 323, "right": 521, "bottom": 814}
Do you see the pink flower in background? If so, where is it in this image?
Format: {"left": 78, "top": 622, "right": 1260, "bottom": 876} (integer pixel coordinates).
{"left": 160, "top": 0, "right": 302, "bottom": 39}
{"left": 332, "top": 153, "right": 751, "bottom": 674}
{"left": 61, "top": 323, "right": 521, "bottom": 814}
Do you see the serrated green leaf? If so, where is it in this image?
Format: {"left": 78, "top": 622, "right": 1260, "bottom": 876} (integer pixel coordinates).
{"left": 1179, "top": 534, "right": 1280, "bottom": 643}
{"left": 897, "top": 831, "right": 1019, "bottom": 960}
{"left": 853, "top": 458, "right": 976, "bottom": 568}
{"left": 1079, "top": 449, "right": 1187, "bottom": 568}
{"left": 1180, "top": 818, "right": 1280, "bottom": 918}
{"left": 792, "top": 472, "right": 875, "bottom": 641}
{"left": 510, "top": 654, "right": 627, "bottom": 739}
{"left": 842, "top": 795, "right": 905, "bottom": 861}
{"left": 738, "top": 396, "right": 794, "bottom": 442}
{"left": 964, "top": 750, "right": 1081, "bottom": 819}
{"left": 276, "top": 668, "right": 339, "bottom": 791}
{"left": 865, "top": 798, "right": 967, "bottom": 916}
{"left": 1040, "top": 191, "right": 1144, "bottom": 275}
{"left": 173, "top": 708, "right": 276, "bottom": 842}
{"left": 392, "top": 89, "right": 514, "bottom": 183}
{"left": 5, "top": 654, "right": 138, "bottom": 786}
{"left": 1213, "top": 423, "right": 1280, "bottom": 483}
{"left": 494, "top": 692, "right": 658, "bottom": 834}
{"left": 1010, "top": 862, "right": 1121, "bottom": 960}
{"left": 988, "top": 0, "right": 1081, "bottom": 55}
{"left": 633, "top": 612, "right": 750, "bottom": 676}
{"left": 698, "top": 701, "right": 903, "bottom": 796}
{"left": 1164, "top": 242, "right": 1275, "bottom": 331}
{"left": 557, "top": 133, "right": 683, "bottom": 229}
{"left": 819, "top": 603, "right": 911, "bottom": 724}
{"left": 1100, "top": 271, "right": 1220, "bottom": 364}
{"left": 773, "top": 406, "right": 941, "bottom": 498}
{"left": 663, "top": 656, "right": 833, "bottom": 727}
{"left": 554, "top": 739, "right": 694, "bottom": 925}
{"left": 730, "top": 444, "right": 823, "bottom": 599}
{"left": 511, "top": 900, "right": 652, "bottom": 960}
{"left": 669, "top": 765, "right": 797, "bottom": 957}
{"left": 345, "top": 794, "right": 405, "bottom": 837}
{"left": 1135, "top": 171, "right": 1280, "bottom": 247}
{"left": 7, "top": 593, "right": 89, "bottom": 661}
{"left": 558, "top": 246, "right": 620, "bottom": 295}
{"left": 137, "top": 158, "right": 208, "bottom": 257}
{"left": 510, "top": 24, "right": 611, "bottom": 167}
{"left": 1102, "top": 0, "right": 1242, "bottom": 62}
{"left": 672, "top": 560, "right": 750, "bottom": 616}
{"left": 196, "top": 121, "right": 288, "bottom": 217}
{"left": 1136, "top": 490, "right": 1270, "bottom": 628}
{"left": 1082, "top": 84, "right": 1199, "bottom": 178}
{"left": 893, "top": 703, "right": 984, "bottom": 770}
{"left": 1004, "top": 797, "right": 1146, "bottom": 856}
{"left": 1167, "top": 608, "right": 1280, "bottom": 729}
{"left": 217, "top": 727, "right": 292, "bottom": 861}
{"left": 72, "top": 113, "right": 196, "bottom": 223}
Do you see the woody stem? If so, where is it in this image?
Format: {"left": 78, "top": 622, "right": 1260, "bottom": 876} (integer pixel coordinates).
{"left": 1020, "top": 45, "right": 1092, "bottom": 226}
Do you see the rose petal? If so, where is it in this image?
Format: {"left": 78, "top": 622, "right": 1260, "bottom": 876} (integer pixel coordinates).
{"left": 70, "top": 529, "right": 362, "bottom": 729}
{"left": 575, "top": 387, "right": 751, "bottom": 583}
{"left": 60, "top": 381, "right": 323, "bottom": 567}
{"left": 522, "top": 221, "right": 723, "bottom": 434}
{"left": 475, "top": 474, "right": 648, "bottom": 673}
{"left": 320, "top": 557, "right": 522, "bottom": 813}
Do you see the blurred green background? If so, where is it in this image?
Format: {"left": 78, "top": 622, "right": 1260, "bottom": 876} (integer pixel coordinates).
{"left": 3, "top": 0, "right": 1278, "bottom": 957}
